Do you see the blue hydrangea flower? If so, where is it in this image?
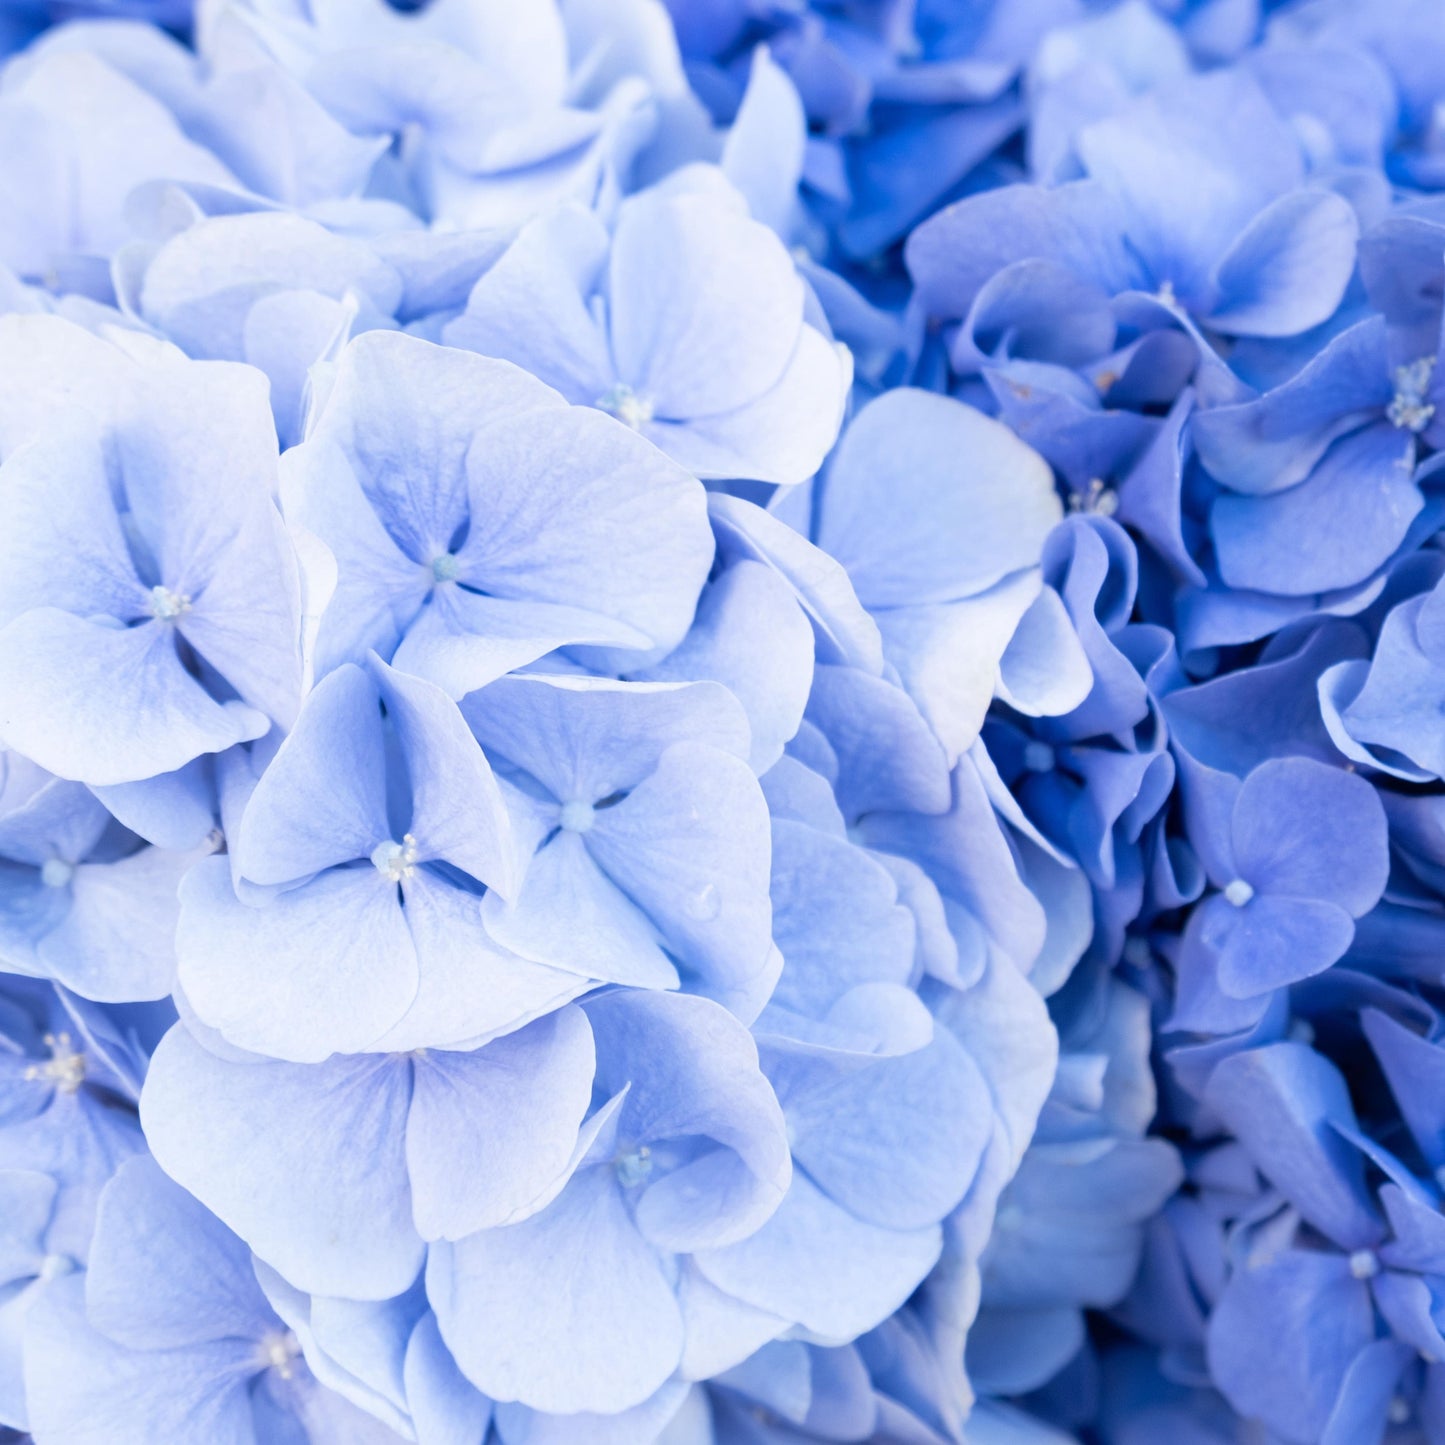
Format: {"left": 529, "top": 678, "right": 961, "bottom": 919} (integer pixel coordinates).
{"left": 461, "top": 671, "right": 775, "bottom": 1014}
{"left": 909, "top": 62, "right": 1362, "bottom": 342}
{"left": 8, "top": 0, "right": 1445, "bottom": 1438}
{"left": 176, "top": 656, "right": 591, "bottom": 1062}
{"left": 444, "top": 170, "right": 850, "bottom": 485}
{"left": 285, "top": 328, "right": 713, "bottom": 699}
{"left": 0, "top": 980, "right": 155, "bottom": 1428}
{"left": 1321, "top": 568, "right": 1445, "bottom": 781}
{"left": 1169, "top": 756, "right": 1388, "bottom": 1034}
{"left": 1200, "top": 1041, "right": 1445, "bottom": 1443}
{"left": 217, "top": 0, "right": 669, "bottom": 235}
{"left": 684, "top": 811, "right": 995, "bottom": 1368}
{"left": 1192, "top": 316, "right": 1430, "bottom": 598}
{"left": 0, "top": 314, "right": 304, "bottom": 789}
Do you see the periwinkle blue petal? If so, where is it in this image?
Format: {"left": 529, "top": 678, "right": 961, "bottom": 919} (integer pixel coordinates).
{"left": 1191, "top": 314, "right": 1394, "bottom": 497}
{"left": 1204, "top": 1043, "right": 1381, "bottom": 1250}
{"left": 1336, "top": 573, "right": 1445, "bottom": 778}
{"left": 1205, "top": 1248, "right": 1376, "bottom": 1444}
{"left": 807, "top": 386, "right": 1072, "bottom": 761}
{"left": 632, "top": 558, "right": 815, "bottom": 774}
{"left": 1206, "top": 187, "right": 1359, "bottom": 340}
{"left": 1210, "top": 421, "right": 1422, "bottom": 596}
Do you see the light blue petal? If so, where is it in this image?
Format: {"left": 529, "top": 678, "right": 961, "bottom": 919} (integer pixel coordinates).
{"left": 1206, "top": 1250, "right": 1373, "bottom": 1441}
{"left": 1207, "top": 188, "right": 1359, "bottom": 338}
{"left": 86, "top": 1156, "right": 273, "bottom": 1352}
{"left": 406, "top": 1008, "right": 594, "bottom": 1240}
{"left": 231, "top": 663, "right": 389, "bottom": 887}
{"left": 584, "top": 742, "right": 773, "bottom": 1002}
{"left": 0, "top": 611, "right": 269, "bottom": 786}
{"left": 177, "top": 855, "right": 419, "bottom": 1062}
{"left": 694, "top": 1171, "right": 941, "bottom": 1340}
{"left": 23, "top": 1275, "right": 259, "bottom": 1445}
{"left": 141, "top": 1023, "right": 422, "bottom": 1300}
{"left": 429, "top": 1166, "right": 682, "bottom": 1416}
{"left": 815, "top": 388, "right": 1062, "bottom": 609}
{"left": 1205, "top": 1043, "right": 1381, "bottom": 1249}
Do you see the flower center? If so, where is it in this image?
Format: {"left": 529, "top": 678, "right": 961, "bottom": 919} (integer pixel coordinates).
{"left": 371, "top": 834, "right": 418, "bottom": 882}
{"left": 1068, "top": 478, "right": 1118, "bottom": 517}
{"left": 39, "top": 858, "right": 74, "bottom": 888}
{"left": 149, "top": 584, "right": 191, "bottom": 622}
{"left": 558, "top": 799, "right": 596, "bottom": 834}
{"left": 615, "top": 1145, "right": 653, "bottom": 1188}
{"left": 596, "top": 383, "right": 654, "bottom": 431}
{"left": 1022, "top": 741, "right": 1056, "bottom": 773}
{"left": 257, "top": 1329, "right": 301, "bottom": 1380}
{"left": 1348, "top": 1249, "right": 1379, "bottom": 1280}
{"left": 24, "top": 1032, "right": 85, "bottom": 1094}
{"left": 1223, "top": 879, "right": 1254, "bottom": 908}
{"left": 37, "top": 1254, "right": 71, "bottom": 1284}
{"left": 430, "top": 553, "right": 460, "bottom": 584}
{"left": 1387, "top": 357, "right": 1436, "bottom": 433}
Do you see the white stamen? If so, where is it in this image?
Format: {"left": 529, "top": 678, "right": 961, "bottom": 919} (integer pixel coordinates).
{"left": 596, "top": 383, "right": 654, "bottom": 431}
{"left": 24, "top": 1032, "right": 85, "bottom": 1094}
{"left": 257, "top": 1329, "right": 301, "bottom": 1380}
{"left": 615, "top": 1145, "right": 653, "bottom": 1188}
{"left": 1388, "top": 357, "right": 1436, "bottom": 434}
{"left": 1389, "top": 1396, "right": 1410, "bottom": 1425}
{"left": 39, "top": 859, "right": 74, "bottom": 888}
{"left": 558, "top": 799, "right": 596, "bottom": 834}
{"left": 149, "top": 584, "right": 191, "bottom": 621}
{"left": 1069, "top": 478, "right": 1119, "bottom": 516}
{"left": 1348, "top": 1249, "right": 1379, "bottom": 1280}
{"left": 1223, "top": 878, "right": 1255, "bottom": 908}
{"left": 37, "top": 1254, "right": 71, "bottom": 1284}
{"left": 1156, "top": 279, "right": 1177, "bottom": 307}
{"left": 430, "top": 553, "right": 460, "bottom": 584}
{"left": 370, "top": 834, "right": 418, "bottom": 882}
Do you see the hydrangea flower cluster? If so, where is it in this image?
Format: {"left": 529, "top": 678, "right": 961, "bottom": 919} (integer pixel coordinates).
{"left": 3, "top": 0, "right": 1445, "bottom": 1441}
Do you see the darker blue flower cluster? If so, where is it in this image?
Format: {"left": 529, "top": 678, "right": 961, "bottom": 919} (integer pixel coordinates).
{"left": 1, "top": 0, "right": 1444, "bottom": 1442}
